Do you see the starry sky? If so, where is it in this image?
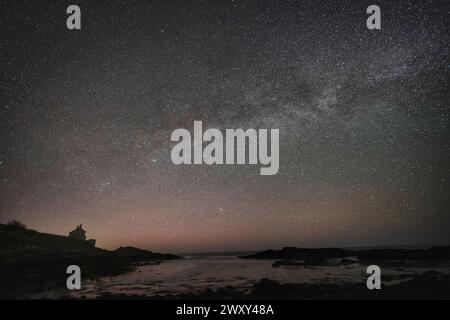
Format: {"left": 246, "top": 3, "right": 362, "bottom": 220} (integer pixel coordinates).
{"left": 1, "top": 0, "right": 449, "bottom": 253}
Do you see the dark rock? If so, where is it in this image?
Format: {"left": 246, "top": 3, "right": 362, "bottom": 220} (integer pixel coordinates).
{"left": 241, "top": 247, "right": 353, "bottom": 260}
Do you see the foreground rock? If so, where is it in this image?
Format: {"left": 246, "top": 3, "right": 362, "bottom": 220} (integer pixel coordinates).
{"left": 93, "top": 272, "right": 450, "bottom": 300}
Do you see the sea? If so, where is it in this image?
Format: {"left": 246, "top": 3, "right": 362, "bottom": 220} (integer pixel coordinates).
{"left": 41, "top": 250, "right": 449, "bottom": 299}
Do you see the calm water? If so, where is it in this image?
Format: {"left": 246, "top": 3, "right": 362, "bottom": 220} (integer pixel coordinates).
{"left": 54, "top": 255, "right": 450, "bottom": 299}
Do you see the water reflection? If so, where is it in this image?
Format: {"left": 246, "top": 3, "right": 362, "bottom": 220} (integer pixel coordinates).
{"left": 66, "top": 256, "right": 450, "bottom": 298}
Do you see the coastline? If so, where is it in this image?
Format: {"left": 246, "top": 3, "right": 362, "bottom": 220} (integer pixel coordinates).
{"left": 2, "top": 224, "right": 449, "bottom": 300}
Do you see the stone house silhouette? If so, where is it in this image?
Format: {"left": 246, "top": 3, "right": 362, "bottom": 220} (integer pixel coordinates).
{"left": 68, "top": 224, "right": 96, "bottom": 247}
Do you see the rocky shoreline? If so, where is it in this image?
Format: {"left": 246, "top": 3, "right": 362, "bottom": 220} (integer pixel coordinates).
{"left": 0, "top": 224, "right": 182, "bottom": 299}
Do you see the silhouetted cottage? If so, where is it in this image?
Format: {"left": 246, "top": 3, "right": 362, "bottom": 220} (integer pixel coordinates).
{"left": 68, "top": 224, "right": 96, "bottom": 247}
{"left": 68, "top": 224, "right": 86, "bottom": 240}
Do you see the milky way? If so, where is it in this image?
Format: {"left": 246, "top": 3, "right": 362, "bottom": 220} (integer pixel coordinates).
{"left": 0, "top": 0, "right": 449, "bottom": 252}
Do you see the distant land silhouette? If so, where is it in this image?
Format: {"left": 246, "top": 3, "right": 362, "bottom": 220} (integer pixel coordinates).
{"left": 240, "top": 246, "right": 450, "bottom": 262}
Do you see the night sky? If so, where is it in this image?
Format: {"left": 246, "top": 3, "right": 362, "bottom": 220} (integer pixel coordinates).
{"left": 1, "top": 0, "right": 449, "bottom": 253}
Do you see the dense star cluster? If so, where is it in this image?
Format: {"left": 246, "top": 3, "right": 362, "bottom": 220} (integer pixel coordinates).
{"left": 0, "top": 0, "right": 448, "bottom": 252}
